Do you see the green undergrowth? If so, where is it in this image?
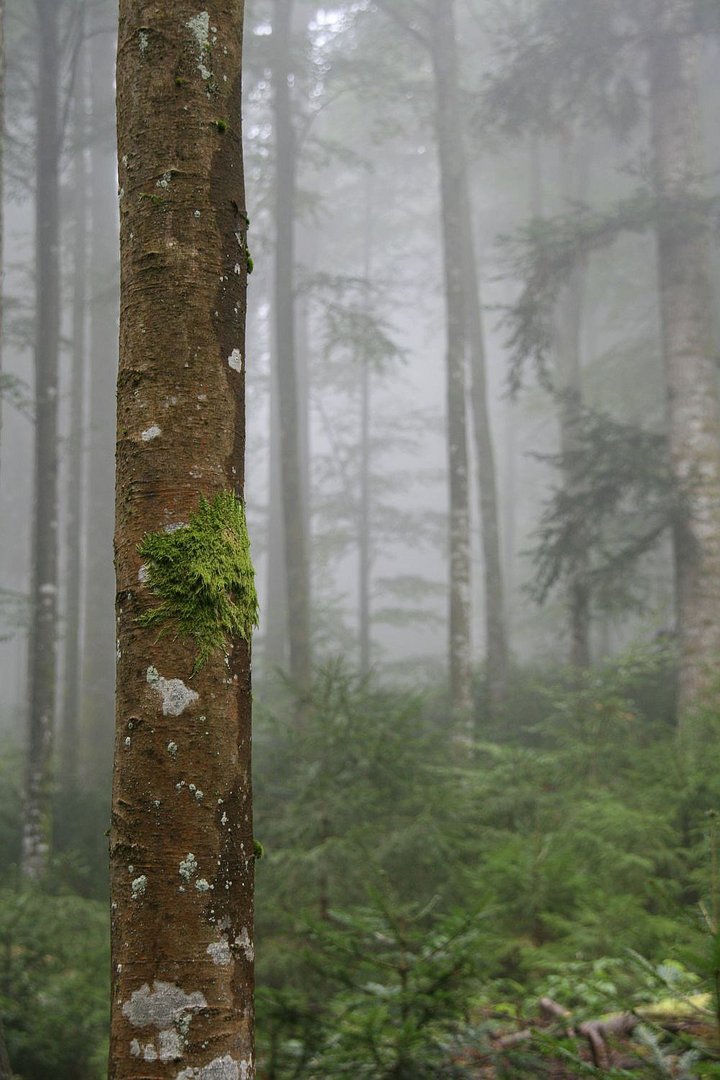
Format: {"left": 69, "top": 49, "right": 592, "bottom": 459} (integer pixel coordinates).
{"left": 138, "top": 490, "right": 258, "bottom": 674}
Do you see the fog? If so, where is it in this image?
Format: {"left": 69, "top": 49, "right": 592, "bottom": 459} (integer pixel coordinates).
{"left": 2, "top": 1, "right": 720, "bottom": 1076}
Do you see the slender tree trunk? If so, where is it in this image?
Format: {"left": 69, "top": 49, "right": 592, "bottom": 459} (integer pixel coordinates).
{"left": 61, "top": 24, "right": 88, "bottom": 790}
{"left": 0, "top": 0, "right": 5, "bottom": 486}
{"left": 430, "top": 0, "right": 473, "bottom": 729}
{"left": 271, "top": 0, "right": 312, "bottom": 699}
{"left": 358, "top": 173, "right": 373, "bottom": 677}
{"left": 0, "top": 1013, "right": 12, "bottom": 1080}
{"left": 462, "top": 223, "right": 509, "bottom": 711}
{"left": 21, "top": 0, "right": 62, "bottom": 881}
{"left": 82, "top": 7, "right": 119, "bottom": 785}
{"left": 647, "top": 2, "right": 720, "bottom": 732}
{"left": 264, "top": 361, "right": 288, "bottom": 671}
{"left": 111, "top": 2, "right": 254, "bottom": 1076}
{"left": 554, "top": 133, "right": 590, "bottom": 671}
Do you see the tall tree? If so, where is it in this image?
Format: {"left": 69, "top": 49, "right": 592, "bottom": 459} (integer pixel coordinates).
{"left": 82, "top": 0, "right": 119, "bottom": 783}
{"left": 648, "top": 0, "right": 720, "bottom": 728}
{"left": 111, "top": 2, "right": 255, "bottom": 1075}
{"left": 61, "top": 12, "right": 88, "bottom": 789}
{"left": 21, "top": 0, "right": 62, "bottom": 880}
{"left": 270, "top": 0, "right": 312, "bottom": 698}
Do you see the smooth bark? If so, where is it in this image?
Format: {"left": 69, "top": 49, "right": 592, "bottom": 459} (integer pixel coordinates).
{"left": 648, "top": 0, "right": 720, "bottom": 729}
{"left": 111, "top": 2, "right": 254, "bottom": 1076}
{"left": 271, "top": 0, "right": 312, "bottom": 697}
{"left": 21, "top": 0, "right": 62, "bottom": 880}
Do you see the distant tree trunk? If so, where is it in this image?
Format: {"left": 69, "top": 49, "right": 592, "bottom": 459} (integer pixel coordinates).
{"left": 264, "top": 362, "right": 288, "bottom": 670}
{"left": 554, "top": 134, "right": 590, "bottom": 671}
{"left": 359, "top": 173, "right": 373, "bottom": 677}
{"left": 61, "top": 22, "right": 88, "bottom": 790}
{"left": 271, "top": 0, "right": 312, "bottom": 699}
{"left": 0, "top": 1013, "right": 12, "bottom": 1080}
{"left": 647, "top": 3, "right": 720, "bottom": 731}
{"left": 111, "top": 1, "right": 254, "bottom": 1076}
{"left": 0, "top": 0, "right": 5, "bottom": 486}
{"left": 21, "top": 0, "right": 62, "bottom": 881}
{"left": 82, "top": 7, "right": 118, "bottom": 786}
{"left": 430, "top": 0, "right": 473, "bottom": 729}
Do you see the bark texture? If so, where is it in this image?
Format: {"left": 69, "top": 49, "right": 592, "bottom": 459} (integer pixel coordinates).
{"left": 22, "top": 0, "right": 61, "bottom": 880}
{"left": 271, "top": 0, "right": 312, "bottom": 697}
{"left": 648, "top": 0, "right": 720, "bottom": 729}
{"left": 111, "top": 3, "right": 254, "bottom": 1076}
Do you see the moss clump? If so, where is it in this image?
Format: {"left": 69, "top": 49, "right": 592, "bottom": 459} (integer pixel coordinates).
{"left": 138, "top": 491, "right": 259, "bottom": 674}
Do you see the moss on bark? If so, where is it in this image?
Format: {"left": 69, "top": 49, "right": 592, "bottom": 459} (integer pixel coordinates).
{"left": 138, "top": 491, "right": 258, "bottom": 674}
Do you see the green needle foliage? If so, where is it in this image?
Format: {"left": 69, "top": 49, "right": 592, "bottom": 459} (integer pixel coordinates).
{"left": 138, "top": 491, "right": 259, "bottom": 674}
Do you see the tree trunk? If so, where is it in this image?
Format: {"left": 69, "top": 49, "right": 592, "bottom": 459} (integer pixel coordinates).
{"left": 111, "top": 2, "right": 254, "bottom": 1076}
{"left": 647, "top": 1, "right": 720, "bottom": 732}
{"left": 82, "top": 6, "right": 119, "bottom": 786}
{"left": 359, "top": 173, "right": 373, "bottom": 677}
{"left": 0, "top": 0, "right": 5, "bottom": 487}
{"left": 430, "top": 0, "right": 473, "bottom": 730}
{"left": 0, "top": 1013, "right": 13, "bottom": 1080}
{"left": 21, "top": 0, "right": 62, "bottom": 881}
{"left": 271, "top": 0, "right": 312, "bottom": 699}
{"left": 61, "top": 24, "right": 88, "bottom": 790}
{"left": 554, "top": 133, "right": 590, "bottom": 671}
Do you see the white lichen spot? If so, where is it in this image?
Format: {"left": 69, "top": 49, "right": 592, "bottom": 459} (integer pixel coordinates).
{"left": 122, "top": 154, "right": 129, "bottom": 168}
{"left": 147, "top": 666, "right": 199, "bottom": 717}
{"left": 176, "top": 1054, "right": 246, "bottom": 1080}
{"left": 122, "top": 981, "right": 207, "bottom": 1031}
{"left": 195, "top": 878, "right": 212, "bottom": 893}
{"left": 141, "top": 425, "right": 162, "bottom": 441}
{"left": 194, "top": 789, "right": 204, "bottom": 802}
{"left": 156, "top": 173, "right": 173, "bottom": 189}
{"left": 235, "top": 927, "right": 254, "bottom": 962}
{"left": 194, "top": 210, "right": 201, "bottom": 219}
{"left": 131, "top": 875, "right": 148, "bottom": 899}
{"left": 228, "top": 349, "right": 243, "bottom": 372}
{"left": 167, "top": 741, "right": 178, "bottom": 757}
{"left": 206, "top": 938, "right": 232, "bottom": 966}
{"left": 163, "top": 521, "right": 186, "bottom": 533}
{"left": 139, "top": 30, "right": 149, "bottom": 52}
{"left": 138, "top": 564, "right": 150, "bottom": 584}
{"left": 179, "top": 853, "right": 198, "bottom": 882}
{"left": 130, "top": 1039, "right": 141, "bottom": 1056}
{"left": 125, "top": 736, "right": 131, "bottom": 747}
{"left": 234, "top": 263, "right": 242, "bottom": 275}
{"left": 158, "top": 1029, "right": 184, "bottom": 1061}
{"left": 144, "top": 1044, "right": 158, "bottom": 1062}
{"left": 186, "top": 11, "right": 212, "bottom": 80}
{"left": 221, "top": 812, "right": 228, "bottom": 826}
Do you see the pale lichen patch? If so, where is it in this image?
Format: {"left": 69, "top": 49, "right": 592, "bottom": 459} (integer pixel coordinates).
{"left": 228, "top": 349, "right": 243, "bottom": 372}
{"left": 235, "top": 926, "right": 254, "bottom": 962}
{"left": 176, "top": 1054, "right": 245, "bottom": 1079}
{"left": 122, "top": 981, "right": 207, "bottom": 1031}
{"left": 131, "top": 875, "right": 148, "bottom": 899}
{"left": 186, "top": 11, "right": 213, "bottom": 80}
{"left": 195, "top": 878, "right": 212, "bottom": 892}
{"left": 146, "top": 666, "right": 199, "bottom": 717}
{"left": 179, "top": 853, "right": 198, "bottom": 882}
{"left": 206, "top": 938, "right": 232, "bottom": 966}
{"left": 141, "top": 425, "right": 162, "bottom": 441}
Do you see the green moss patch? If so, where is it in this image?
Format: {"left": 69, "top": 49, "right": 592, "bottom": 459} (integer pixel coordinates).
{"left": 138, "top": 491, "right": 259, "bottom": 674}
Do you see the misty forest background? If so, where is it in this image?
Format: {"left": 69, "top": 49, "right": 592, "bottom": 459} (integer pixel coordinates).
{"left": 3, "top": 0, "right": 720, "bottom": 1076}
